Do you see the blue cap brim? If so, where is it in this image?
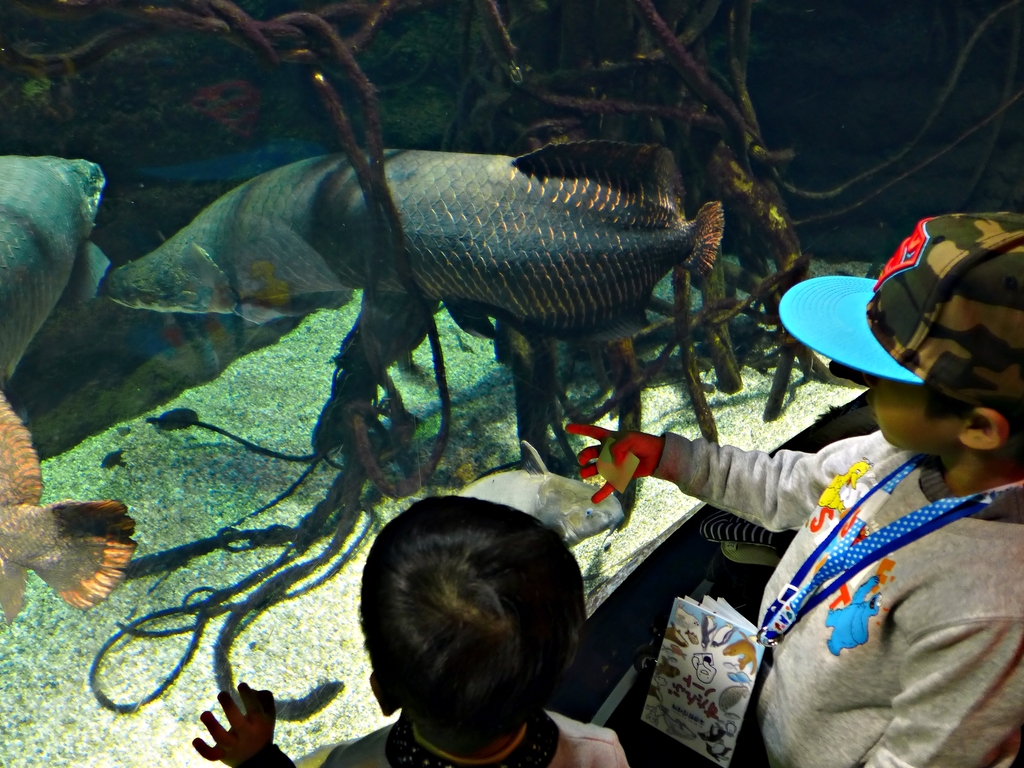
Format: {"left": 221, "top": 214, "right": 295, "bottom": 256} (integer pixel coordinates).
{"left": 779, "top": 276, "right": 923, "bottom": 385}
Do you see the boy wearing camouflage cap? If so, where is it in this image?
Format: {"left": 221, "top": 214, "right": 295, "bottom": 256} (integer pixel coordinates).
{"left": 570, "top": 213, "right": 1024, "bottom": 767}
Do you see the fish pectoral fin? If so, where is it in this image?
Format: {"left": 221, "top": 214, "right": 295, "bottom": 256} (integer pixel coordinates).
{"left": 61, "top": 241, "right": 111, "bottom": 304}
{"left": 519, "top": 440, "right": 549, "bottom": 476}
{"left": 232, "top": 227, "right": 350, "bottom": 316}
{"left": 235, "top": 302, "right": 288, "bottom": 324}
{"left": 686, "top": 201, "right": 725, "bottom": 279}
{"left": 0, "top": 556, "right": 27, "bottom": 624}
{"left": 445, "top": 301, "right": 497, "bottom": 339}
{"left": 512, "top": 141, "right": 682, "bottom": 224}
{"left": 173, "top": 243, "right": 237, "bottom": 313}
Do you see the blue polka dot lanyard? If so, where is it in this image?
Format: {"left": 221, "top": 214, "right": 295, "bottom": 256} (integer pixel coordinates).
{"left": 757, "top": 455, "right": 997, "bottom": 648}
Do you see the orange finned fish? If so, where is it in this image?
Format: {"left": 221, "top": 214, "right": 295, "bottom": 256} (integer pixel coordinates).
{"left": 0, "top": 391, "right": 136, "bottom": 623}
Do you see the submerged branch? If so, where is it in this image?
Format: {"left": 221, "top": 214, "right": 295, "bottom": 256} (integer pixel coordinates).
{"left": 0, "top": 22, "right": 158, "bottom": 78}
{"left": 794, "top": 85, "right": 1024, "bottom": 226}
{"left": 959, "top": 3, "right": 1021, "bottom": 208}
{"left": 727, "top": 0, "right": 759, "bottom": 135}
{"left": 629, "top": 0, "right": 757, "bottom": 165}
{"left": 778, "top": 0, "right": 1023, "bottom": 201}
{"left": 525, "top": 83, "right": 728, "bottom": 134}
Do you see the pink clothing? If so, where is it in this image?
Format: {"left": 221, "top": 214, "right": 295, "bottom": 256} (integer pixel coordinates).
{"left": 314, "top": 712, "right": 629, "bottom": 768}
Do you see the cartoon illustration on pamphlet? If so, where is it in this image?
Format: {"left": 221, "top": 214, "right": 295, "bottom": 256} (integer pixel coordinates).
{"left": 655, "top": 659, "right": 681, "bottom": 678}
{"left": 691, "top": 652, "right": 717, "bottom": 684}
{"left": 722, "top": 634, "right": 758, "bottom": 674}
{"left": 643, "top": 596, "right": 764, "bottom": 766}
{"left": 645, "top": 684, "right": 699, "bottom": 742}
{"left": 700, "top": 720, "right": 739, "bottom": 763}
{"left": 667, "top": 625, "right": 699, "bottom": 650}
{"left": 717, "top": 686, "right": 750, "bottom": 713}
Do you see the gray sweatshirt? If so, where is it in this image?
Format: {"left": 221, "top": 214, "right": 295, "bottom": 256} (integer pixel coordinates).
{"left": 656, "top": 430, "right": 1024, "bottom": 768}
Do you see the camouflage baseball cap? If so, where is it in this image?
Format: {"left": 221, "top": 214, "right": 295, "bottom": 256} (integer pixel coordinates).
{"left": 779, "top": 213, "right": 1024, "bottom": 415}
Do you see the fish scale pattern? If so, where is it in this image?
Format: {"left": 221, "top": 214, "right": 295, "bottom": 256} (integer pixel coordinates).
{"left": 0, "top": 207, "right": 47, "bottom": 380}
{"left": 0, "top": 157, "right": 104, "bottom": 381}
{"left": 108, "top": 146, "right": 723, "bottom": 336}
{"left": 383, "top": 150, "right": 703, "bottom": 333}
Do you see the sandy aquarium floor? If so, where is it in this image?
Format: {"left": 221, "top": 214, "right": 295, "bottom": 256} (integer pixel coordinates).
{"left": 0, "top": 282, "right": 863, "bottom": 767}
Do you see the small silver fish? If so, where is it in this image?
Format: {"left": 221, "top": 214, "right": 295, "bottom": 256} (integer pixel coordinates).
{"left": 458, "top": 441, "right": 624, "bottom": 546}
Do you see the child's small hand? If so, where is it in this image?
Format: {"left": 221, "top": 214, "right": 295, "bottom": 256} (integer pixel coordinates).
{"left": 566, "top": 423, "right": 666, "bottom": 503}
{"left": 193, "top": 682, "right": 277, "bottom": 767}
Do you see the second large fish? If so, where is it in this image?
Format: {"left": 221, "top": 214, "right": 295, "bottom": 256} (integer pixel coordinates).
{"left": 0, "top": 155, "right": 108, "bottom": 383}
{"left": 105, "top": 141, "right": 724, "bottom": 338}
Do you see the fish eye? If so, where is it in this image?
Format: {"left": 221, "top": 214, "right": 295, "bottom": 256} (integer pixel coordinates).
{"left": 586, "top": 508, "right": 593, "bottom": 516}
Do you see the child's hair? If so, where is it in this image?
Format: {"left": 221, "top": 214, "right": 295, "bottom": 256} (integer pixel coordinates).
{"left": 925, "top": 386, "right": 1024, "bottom": 462}
{"left": 360, "top": 496, "right": 585, "bottom": 741}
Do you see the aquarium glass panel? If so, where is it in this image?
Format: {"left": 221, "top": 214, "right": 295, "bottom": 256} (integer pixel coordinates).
{"left": 1, "top": 0, "right": 1013, "bottom": 764}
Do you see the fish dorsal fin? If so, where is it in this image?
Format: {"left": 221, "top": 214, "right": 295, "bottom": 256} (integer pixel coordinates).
{"left": 512, "top": 141, "right": 681, "bottom": 228}
{"left": 520, "top": 440, "right": 549, "bottom": 476}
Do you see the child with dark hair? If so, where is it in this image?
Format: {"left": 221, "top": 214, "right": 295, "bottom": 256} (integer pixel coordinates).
{"left": 571, "top": 213, "right": 1024, "bottom": 767}
{"left": 192, "top": 496, "right": 628, "bottom": 768}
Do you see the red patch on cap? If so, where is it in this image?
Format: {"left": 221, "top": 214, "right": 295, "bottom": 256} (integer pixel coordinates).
{"left": 873, "top": 217, "right": 935, "bottom": 291}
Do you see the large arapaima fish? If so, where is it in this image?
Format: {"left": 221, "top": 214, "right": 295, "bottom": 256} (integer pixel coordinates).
{"left": 104, "top": 141, "right": 724, "bottom": 339}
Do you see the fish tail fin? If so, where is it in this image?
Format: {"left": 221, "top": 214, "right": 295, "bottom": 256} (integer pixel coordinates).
{"left": 34, "top": 500, "right": 136, "bottom": 610}
{"left": 0, "top": 559, "right": 28, "bottom": 624}
{"left": 688, "top": 201, "right": 725, "bottom": 278}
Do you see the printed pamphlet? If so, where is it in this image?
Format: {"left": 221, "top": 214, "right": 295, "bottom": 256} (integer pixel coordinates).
{"left": 641, "top": 595, "right": 764, "bottom": 766}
